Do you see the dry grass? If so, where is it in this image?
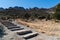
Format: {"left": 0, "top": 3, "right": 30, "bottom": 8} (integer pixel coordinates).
{"left": 16, "top": 19, "right": 60, "bottom": 37}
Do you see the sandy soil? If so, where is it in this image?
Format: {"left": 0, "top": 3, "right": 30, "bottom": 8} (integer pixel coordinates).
{"left": 16, "top": 19, "right": 60, "bottom": 37}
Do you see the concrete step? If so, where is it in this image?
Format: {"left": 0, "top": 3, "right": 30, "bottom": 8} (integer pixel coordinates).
{"left": 22, "top": 32, "right": 39, "bottom": 39}
{"left": 7, "top": 26, "right": 20, "bottom": 29}
{"left": 10, "top": 28, "right": 24, "bottom": 31}
{"left": 17, "top": 30, "right": 32, "bottom": 35}
{"left": 1, "top": 22, "right": 16, "bottom": 27}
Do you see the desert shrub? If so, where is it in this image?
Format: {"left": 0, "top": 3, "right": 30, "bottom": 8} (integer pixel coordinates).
{"left": 0, "top": 25, "right": 4, "bottom": 37}
{"left": 53, "top": 3, "right": 60, "bottom": 20}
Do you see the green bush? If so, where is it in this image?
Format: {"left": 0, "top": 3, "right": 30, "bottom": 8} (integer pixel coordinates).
{"left": 53, "top": 3, "right": 60, "bottom": 20}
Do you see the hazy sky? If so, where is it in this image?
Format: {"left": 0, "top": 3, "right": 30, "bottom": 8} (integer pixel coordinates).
{"left": 0, "top": 0, "right": 60, "bottom": 8}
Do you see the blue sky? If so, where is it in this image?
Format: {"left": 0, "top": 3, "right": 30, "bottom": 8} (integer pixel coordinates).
{"left": 0, "top": 0, "right": 60, "bottom": 8}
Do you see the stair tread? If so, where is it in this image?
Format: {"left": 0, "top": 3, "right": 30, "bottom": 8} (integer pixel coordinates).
{"left": 17, "top": 30, "right": 32, "bottom": 35}
{"left": 22, "top": 32, "right": 38, "bottom": 37}
{"left": 8, "top": 26, "right": 20, "bottom": 29}
{"left": 10, "top": 28, "right": 24, "bottom": 31}
{"left": 16, "top": 29, "right": 31, "bottom": 32}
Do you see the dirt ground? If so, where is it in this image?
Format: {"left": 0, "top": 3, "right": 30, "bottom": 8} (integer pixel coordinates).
{"left": 16, "top": 19, "right": 60, "bottom": 37}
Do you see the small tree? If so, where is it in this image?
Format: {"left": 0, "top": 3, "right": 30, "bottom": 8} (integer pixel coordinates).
{"left": 53, "top": 3, "right": 60, "bottom": 20}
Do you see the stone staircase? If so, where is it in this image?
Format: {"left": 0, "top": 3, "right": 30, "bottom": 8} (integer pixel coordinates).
{"left": 1, "top": 20, "right": 39, "bottom": 40}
